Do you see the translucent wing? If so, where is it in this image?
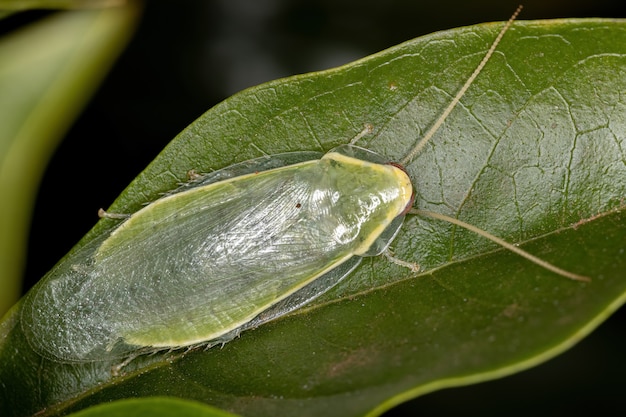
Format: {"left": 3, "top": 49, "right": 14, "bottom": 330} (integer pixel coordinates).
{"left": 24, "top": 160, "right": 357, "bottom": 360}
{"left": 22, "top": 148, "right": 412, "bottom": 362}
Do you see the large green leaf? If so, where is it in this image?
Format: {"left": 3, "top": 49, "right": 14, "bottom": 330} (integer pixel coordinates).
{"left": 2, "top": 18, "right": 625, "bottom": 417}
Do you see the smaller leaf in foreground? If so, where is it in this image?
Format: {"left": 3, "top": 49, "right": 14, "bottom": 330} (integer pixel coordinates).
{"left": 67, "top": 397, "right": 239, "bottom": 417}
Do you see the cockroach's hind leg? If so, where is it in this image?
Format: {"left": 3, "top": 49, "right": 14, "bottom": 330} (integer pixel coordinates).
{"left": 98, "top": 208, "right": 131, "bottom": 220}
{"left": 111, "top": 353, "right": 139, "bottom": 377}
{"left": 384, "top": 249, "right": 420, "bottom": 273}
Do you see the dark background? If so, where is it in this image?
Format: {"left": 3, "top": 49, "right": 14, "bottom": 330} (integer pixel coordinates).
{"left": 6, "top": 0, "right": 626, "bottom": 416}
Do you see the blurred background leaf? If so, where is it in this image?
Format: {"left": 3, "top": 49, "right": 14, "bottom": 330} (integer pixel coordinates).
{"left": 67, "top": 397, "right": 240, "bottom": 417}
{"left": 0, "top": 3, "right": 138, "bottom": 316}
